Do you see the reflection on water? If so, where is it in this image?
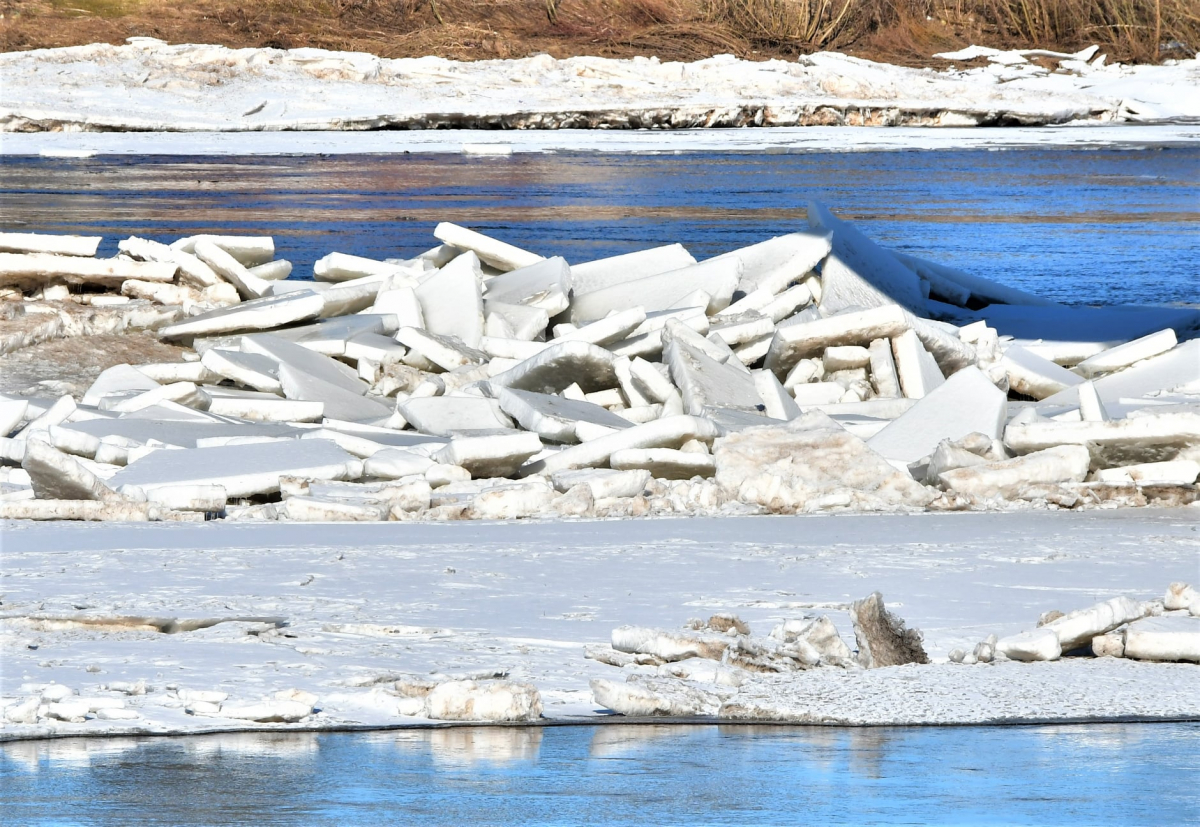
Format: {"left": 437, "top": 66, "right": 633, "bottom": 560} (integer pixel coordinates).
{"left": 1, "top": 149, "right": 1197, "bottom": 306}
{"left": 4, "top": 723, "right": 1194, "bottom": 826}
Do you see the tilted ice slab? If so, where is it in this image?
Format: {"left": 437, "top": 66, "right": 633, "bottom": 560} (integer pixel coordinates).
{"left": 4, "top": 42, "right": 1197, "bottom": 132}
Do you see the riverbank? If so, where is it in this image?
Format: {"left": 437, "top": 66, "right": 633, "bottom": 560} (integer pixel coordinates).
{"left": 2, "top": 511, "right": 1198, "bottom": 740}
{"left": 3, "top": 41, "right": 1199, "bottom": 133}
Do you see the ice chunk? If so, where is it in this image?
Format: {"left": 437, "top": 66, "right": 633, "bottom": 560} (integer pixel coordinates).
{"left": 712, "top": 231, "right": 832, "bottom": 296}
{"left": 205, "top": 392, "right": 324, "bottom": 423}
{"left": 110, "top": 439, "right": 360, "bottom": 498}
{"left": 568, "top": 257, "right": 740, "bottom": 324}
{"left": 434, "top": 432, "right": 542, "bottom": 478}
{"left": 939, "top": 445, "right": 1091, "bottom": 499}
{"left": 807, "top": 201, "right": 925, "bottom": 313}
{"left": 218, "top": 700, "right": 314, "bottom": 723}
{"left": 173, "top": 234, "right": 274, "bottom": 267}
{"left": 550, "top": 468, "right": 649, "bottom": 499}
{"left": 891, "top": 329, "right": 944, "bottom": 399}
{"left": 868, "top": 367, "right": 1006, "bottom": 464}
{"left": 850, "top": 592, "right": 929, "bottom": 668}
{"left": 665, "top": 335, "right": 761, "bottom": 416}
{"left": 314, "top": 251, "right": 416, "bottom": 282}
{"left": 525, "top": 415, "right": 719, "bottom": 477}
{"left": 611, "top": 626, "right": 730, "bottom": 661}
{"left": 483, "top": 300, "right": 550, "bottom": 341}
{"left": 555, "top": 307, "right": 646, "bottom": 347}
{"left": 0, "top": 232, "right": 101, "bottom": 257}
{"left": 1000, "top": 345, "right": 1083, "bottom": 399}
{"left": 0, "top": 397, "right": 29, "bottom": 438}
{"left": 1077, "top": 380, "right": 1110, "bottom": 422}
{"left": 493, "top": 386, "right": 631, "bottom": 444}
{"left": 277, "top": 364, "right": 390, "bottom": 422}
{"left": 470, "top": 480, "right": 555, "bottom": 518}
{"left": 570, "top": 244, "right": 695, "bottom": 296}
{"left": 488, "top": 340, "right": 618, "bottom": 395}
{"left": 363, "top": 448, "right": 437, "bottom": 480}
{"left": 200, "top": 348, "right": 281, "bottom": 393}
{"left": 1042, "top": 339, "right": 1200, "bottom": 409}
{"left": 765, "top": 305, "right": 909, "bottom": 376}
{"left": 367, "top": 286, "right": 424, "bottom": 328}
{"left": 433, "top": 224, "right": 542, "bottom": 272}
{"left": 415, "top": 251, "right": 485, "bottom": 348}
{"left": 424, "top": 680, "right": 542, "bottom": 722}
{"left": 22, "top": 439, "right": 124, "bottom": 501}
{"left": 1042, "top": 597, "right": 1150, "bottom": 652}
{"left": 1073, "top": 329, "right": 1177, "bottom": 378}
{"left": 1122, "top": 617, "right": 1200, "bottom": 663}
{"left": 398, "top": 396, "right": 513, "bottom": 436}
{"left": 0, "top": 253, "right": 175, "bottom": 289}
{"left": 285, "top": 496, "right": 387, "bottom": 522}
{"left": 590, "top": 678, "right": 710, "bottom": 717}
{"left": 752, "top": 370, "right": 800, "bottom": 421}
{"left": 395, "top": 327, "right": 487, "bottom": 371}
{"left": 482, "top": 257, "right": 571, "bottom": 316}
{"left": 160, "top": 291, "right": 324, "bottom": 339}
{"left": 1095, "top": 460, "right": 1200, "bottom": 485}
{"left": 997, "top": 628, "right": 1062, "bottom": 662}
{"left": 714, "top": 411, "right": 933, "bottom": 512}
{"left": 1005, "top": 413, "right": 1200, "bottom": 467}
{"left": 241, "top": 333, "right": 367, "bottom": 395}
{"left": 193, "top": 238, "right": 272, "bottom": 299}
{"left": 81, "top": 364, "right": 161, "bottom": 407}
{"left": 610, "top": 448, "right": 715, "bottom": 480}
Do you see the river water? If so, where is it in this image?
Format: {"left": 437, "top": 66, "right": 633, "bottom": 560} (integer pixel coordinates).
{"left": 1, "top": 147, "right": 1197, "bottom": 307}
{"left": 2, "top": 723, "right": 1197, "bottom": 825}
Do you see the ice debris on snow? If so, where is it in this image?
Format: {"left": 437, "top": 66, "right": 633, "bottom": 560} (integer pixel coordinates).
{"left": 2, "top": 205, "right": 1198, "bottom": 523}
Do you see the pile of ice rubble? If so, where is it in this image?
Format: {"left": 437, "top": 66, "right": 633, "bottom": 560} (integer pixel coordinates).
{"left": 1, "top": 202, "right": 1198, "bottom": 523}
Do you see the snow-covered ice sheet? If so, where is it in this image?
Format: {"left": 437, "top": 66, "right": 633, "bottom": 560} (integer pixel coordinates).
{"left": 3, "top": 41, "right": 1199, "bottom": 134}
{"left": 1, "top": 509, "right": 1197, "bottom": 739}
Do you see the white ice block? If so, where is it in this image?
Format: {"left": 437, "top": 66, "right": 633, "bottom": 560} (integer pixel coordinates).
{"left": 0, "top": 253, "right": 176, "bottom": 289}
{"left": 524, "top": 415, "right": 719, "bottom": 477}
{"left": 0, "top": 232, "right": 101, "bottom": 257}
{"left": 765, "top": 305, "right": 909, "bottom": 376}
{"left": 1073, "top": 329, "right": 1178, "bottom": 378}
{"left": 570, "top": 244, "right": 695, "bottom": 296}
{"left": 481, "top": 257, "right": 571, "bottom": 315}
{"left": 415, "top": 251, "right": 485, "bottom": 348}
{"left": 868, "top": 367, "right": 1006, "bottom": 464}
{"left": 483, "top": 300, "right": 549, "bottom": 342}
{"left": 997, "top": 628, "right": 1062, "bottom": 662}
{"left": 493, "top": 386, "right": 631, "bottom": 444}
{"left": 1043, "top": 596, "right": 1150, "bottom": 652}
{"left": 397, "top": 396, "right": 514, "bottom": 436}
{"left": 609, "top": 448, "right": 715, "bottom": 480}
{"left": 1040, "top": 339, "right": 1200, "bottom": 408}
{"left": 160, "top": 291, "right": 324, "bottom": 339}
{"left": 193, "top": 238, "right": 272, "bottom": 299}
{"left": 201, "top": 348, "right": 281, "bottom": 393}
{"left": 665, "top": 336, "right": 761, "bottom": 417}
{"left": 488, "top": 340, "right": 618, "bottom": 395}
{"left": 712, "top": 231, "right": 832, "bottom": 296}
{"left": 314, "top": 252, "right": 416, "bottom": 282}
{"left": 285, "top": 496, "right": 387, "bottom": 522}
{"left": 110, "top": 439, "right": 361, "bottom": 498}
{"left": 550, "top": 468, "right": 650, "bottom": 498}
{"left": 554, "top": 307, "right": 646, "bottom": 347}
{"left": 1000, "top": 345, "right": 1083, "bottom": 400}
{"left": 278, "top": 364, "right": 391, "bottom": 422}
{"left": 938, "top": 445, "right": 1091, "bottom": 499}
{"left": 867, "top": 338, "right": 901, "bottom": 398}
{"left": 1005, "top": 413, "right": 1200, "bottom": 466}
{"left": 173, "top": 235, "right": 274, "bottom": 267}
{"left": 241, "top": 333, "right": 367, "bottom": 395}
{"left": 823, "top": 345, "right": 871, "bottom": 372}
{"left": 891, "top": 329, "right": 944, "bottom": 399}
{"left": 433, "top": 223, "right": 543, "bottom": 272}
{"left": 394, "top": 327, "right": 487, "bottom": 372}
{"left": 362, "top": 448, "right": 436, "bottom": 480}
{"left": 81, "top": 364, "right": 161, "bottom": 407}
{"left": 21, "top": 438, "right": 124, "bottom": 501}
{"left": 1122, "top": 616, "right": 1200, "bottom": 663}
{"left": 435, "top": 432, "right": 543, "bottom": 478}
{"left": 1095, "top": 460, "right": 1200, "bottom": 485}
{"left": 1077, "top": 380, "right": 1110, "bottom": 422}
{"left": 568, "top": 257, "right": 740, "bottom": 324}
{"left": 368, "top": 286, "right": 424, "bottom": 329}
{"left": 118, "top": 236, "right": 223, "bottom": 288}
{"left": 752, "top": 370, "right": 801, "bottom": 421}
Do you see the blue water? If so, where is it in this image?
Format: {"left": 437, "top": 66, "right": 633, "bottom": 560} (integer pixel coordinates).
{"left": 2, "top": 723, "right": 1197, "bottom": 825}
{"left": 1, "top": 148, "right": 1197, "bottom": 306}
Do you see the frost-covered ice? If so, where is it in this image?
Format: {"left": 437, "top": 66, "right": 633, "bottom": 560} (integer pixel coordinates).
{"left": 1, "top": 511, "right": 1197, "bottom": 739}
{"left": 3, "top": 41, "right": 1199, "bottom": 133}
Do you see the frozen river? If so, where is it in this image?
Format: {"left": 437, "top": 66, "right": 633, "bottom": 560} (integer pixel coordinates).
{"left": 3, "top": 722, "right": 1197, "bottom": 825}
{"left": 1, "top": 143, "right": 1197, "bottom": 307}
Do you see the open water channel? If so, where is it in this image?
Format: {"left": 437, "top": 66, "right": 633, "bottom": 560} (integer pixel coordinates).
{"left": 1, "top": 144, "right": 1198, "bottom": 823}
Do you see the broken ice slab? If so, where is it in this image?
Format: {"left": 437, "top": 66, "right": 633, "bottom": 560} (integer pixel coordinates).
{"left": 893, "top": 251, "right": 1057, "bottom": 308}
{"left": 81, "top": 364, "right": 161, "bottom": 407}
{"left": 1005, "top": 413, "right": 1200, "bottom": 467}
{"left": 569, "top": 244, "right": 696, "bottom": 297}
{"left": 313, "top": 252, "right": 419, "bottom": 282}
{"left": 316, "top": 274, "right": 390, "bottom": 318}
{"left": 752, "top": 370, "right": 801, "bottom": 421}
{"left": 1012, "top": 339, "right": 1109, "bottom": 366}
{"left": 492, "top": 386, "right": 631, "bottom": 444}
{"left": 868, "top": 367, "right": 1007, "bottom": 464}
{"left": 891, "top": 329, "right": 944, "bottom": 399}
{"left": 257, "top": 314, "right": 397, "bottom": 356}
{"left": 938, "top": 445, "right": 1091, "bottom": 498}
{"left": 172, "top": 235, "right": 274, "bottom": 267}
{"left": 0, "top": 499, "right": 157, "bottom": 522}
{"left": 192, "top": 239, "right": 273, "bottom": 300}
{"left": 345, "top": 332, "right": 407, "bottom": 366}
{"left": 0, "top": 398, "right": 30, "bottom": 438}
{"left": 0, "top": 253, "right": 176, "bottom": 289}
{"left": 241, "top": 333, "right": 367, "bottom": 396}
{"left": 60, "top": 416, "right": 305, "bottom": 449}
{"left": 394, "top": 327, "right": 488, "bottom": 372}
{"left": 665, "top": 335, "right": 761, "bottom": 417}
{"left": 1095, "top": 459, "right": 1200, "bottom": 485}
{"left": 119, "top": 236, "right": 224, "bottom": 289}
{"left": 710, "top": 231, "right": 832, "bottom": 297}
{"left": 488, "top": 340, "right": 618, "bottom": 395}
{"left": 0, "top": 232, "right": 102, "bottom": 257}
{"left": 397, "top": 396, "right": 514, "bottom": 437}
{"left": 109, "top": 439, "right": 361, "bottom": 498}
{"left": 362, "top": 448, "right": 437, "bottom": 480}
{"left": 868, "top": 338, "right": 901, "bottom": 398}
{"left": 709, "top": 313, "right": 774, "bottom": 347}
{"left": 1000, "top": 345, "right": 1083, "bottom": 400}
{"left": 567, "top": 257, "right": 741, "bottom": 324}
{"left": 713, "top": 411, "right": 933, "bottom": 512}
{"left": 106, "top": 382, "right": 210, "bottom": 414}
{"left": 1040, "top": 339, "right": 1200, "bottom": 409}
{"left": 550, "top": 468, "right": 650, "bottom": 499}
{"left": 807, "top": 201, "right": 925, "bottom": 314}
{"left": 481, "top": 257, "right": 571, "bottom": 316}
{"left": 554, "top": 307, "right": 647, "bottom": 347}
{"left": 1123, "top": 617, "right": 1200, "bottom": 663}
{"left": 414, "top": 251, "right": 485, "bottom": 349}
{"left": 200, "top": 348, "right": 282, "bottom": 393}
{"left": 610, "top": 448, "right": 715, "bottom": 480}
{"left": 764, "top": 305, "right": 909, "bottom": 376}
{"left": 1072, "top": 329, "right": 1177, "bottom": 378}
{"left": 277, "top": 364, "right": 391, "bottom": 422}
{"left": 284, "top": 496, "right": 388, "bottom": 522}
{"left": 523, "top": 415, "right": 720, "bottom": 477}
{"left": 434, "top": 432, "right": 542, "bottom": 478}
{"left": 484, "top": 300, "right": 550, "bottom": 342}
{"left": 205, "top": 390, "right": 325, "bottom": 423}
{"left": 22, "top": 439, "right": 125, "bottom": 502}
{"left": 1042, "top": 597, "right": 1151, "bottom": 652}
{"left": 160, "top": 291, "right": 324, "bottom": 339}
{"left": 996, "top": 628, "right": 1061, "bottom": 662}
{"left": 248, "top": 259, "right": 292, "bottom": 281}
{"left": 433, "top": 223, "right": 543, "bottom": 272}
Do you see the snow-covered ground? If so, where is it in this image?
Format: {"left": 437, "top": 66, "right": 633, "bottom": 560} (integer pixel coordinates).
{"left": 3, "top": 40, "right": 1199, "bottom": 133}
{"left": 2, "top": 510, "right": 1197, "bottom": 739}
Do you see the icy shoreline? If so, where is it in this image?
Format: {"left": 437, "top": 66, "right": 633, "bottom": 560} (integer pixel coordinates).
{"left": 2, "top": 511, "right": 1197, "bottom": 741}
{"left": 3, "top": 40, "right": 1199, "bottom": 134}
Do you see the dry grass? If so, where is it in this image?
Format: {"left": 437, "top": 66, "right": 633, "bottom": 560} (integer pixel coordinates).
{"left": 2, "top": 0, "right": 1196, "bottom": 63}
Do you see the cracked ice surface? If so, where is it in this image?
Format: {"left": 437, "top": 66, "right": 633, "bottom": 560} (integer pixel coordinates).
{"left": 1, "top": 510, "right": 1197, "bottom": 739}
{"left": 2, "top": 41, "right": 1199, "bottom": 134}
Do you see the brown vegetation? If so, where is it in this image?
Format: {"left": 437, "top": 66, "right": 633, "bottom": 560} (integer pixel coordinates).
{"left": 2, "top": 0, "right": 1196, "bottom": 65}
